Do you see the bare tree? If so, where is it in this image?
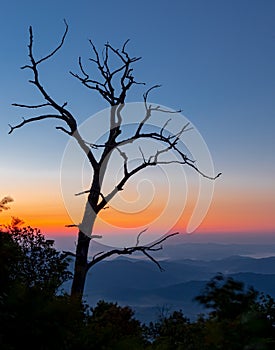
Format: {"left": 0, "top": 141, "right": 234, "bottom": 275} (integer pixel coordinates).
{"left": 9, "top": 21, "right": 221, "bottom": 299}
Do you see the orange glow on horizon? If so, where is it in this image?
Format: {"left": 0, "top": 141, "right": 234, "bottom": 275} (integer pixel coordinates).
{"left": 1, "top": 181, "right": 274, "bottom": 237}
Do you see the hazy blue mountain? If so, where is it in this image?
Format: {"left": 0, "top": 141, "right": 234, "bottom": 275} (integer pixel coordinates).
{"left": 84, "top": 240, "right": 275, "bottom": 261}
{"left": 60, "top": 240, "right": 275, "bottom": 323}
{"left": 57, "top": 252, "right": 275, "bottom": 323}
{"left": 138, "top": 242, "right": 275, "bottom": 260}
{"left": 81, "top": 267, "right": 275, "bottom": 323}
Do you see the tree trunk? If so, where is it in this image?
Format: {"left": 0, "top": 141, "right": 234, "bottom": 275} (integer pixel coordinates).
{"left": 70, "top": 174, "right": 100, "bottom": 298}
{"left": 70, "top": 230, "right": 91, "bottom": 298}
{"left": 70, "top": 147, "right": 114, "bottom": 298}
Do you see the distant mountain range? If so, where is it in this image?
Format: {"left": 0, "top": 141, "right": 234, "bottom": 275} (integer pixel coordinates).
{"left": 85, "top": 236, "right": 275, "bottom": 260}
{"left": 62, "top": 241, "right": 275, "bottom": 323}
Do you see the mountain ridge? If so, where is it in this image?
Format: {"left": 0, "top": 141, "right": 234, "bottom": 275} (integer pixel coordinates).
{"left": 61, "top": 252, "right": 275, "bottom": 323}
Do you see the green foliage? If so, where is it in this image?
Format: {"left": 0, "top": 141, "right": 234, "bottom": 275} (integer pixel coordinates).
{"left": 1, "top": 224, "right": 275, "bottom": 350}
{"left": 146, "top": 274, "right": 275, "bottom": 350}
{"left": 0, "top": 220, "right": 78, "bottom": 349}
{"left": 0, "top": 222, "right": 147, "bottom": 349}
{"left": 0, "top": 218, "right": 72, "bottom": 294}
{"left": 194, "top": 273, "right": 275, "bottom": 350}
{"left": 0, "top": 229, "right": 21, "bottom": 294}
{"left": 147, "top": 309, "right": 205, "bottom": 350}
{"left": 195, "top": 272, "right": 259, "bottom": 320}
{"left": 76, "top": 300, "right": 148, "bottom": 350}
{"left": 0, "top": 288, "right": 86, "bottom": 350}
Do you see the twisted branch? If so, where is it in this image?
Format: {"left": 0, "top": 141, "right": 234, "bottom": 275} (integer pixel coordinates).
{"left": 8, "top": 20, "right": 98, "bottom": 169}
{"left": 70, "top": 39, "right": 144, "bottom": 106}
{"left": 87, "top": 231, "right": 180, "bottom": 271}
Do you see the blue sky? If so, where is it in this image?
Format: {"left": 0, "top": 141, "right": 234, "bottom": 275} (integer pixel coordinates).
{"left": 0, "top": 0, "right": 275, "bottom": 246}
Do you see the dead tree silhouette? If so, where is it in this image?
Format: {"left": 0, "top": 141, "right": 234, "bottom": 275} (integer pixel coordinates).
{"left": 9, "top": 21, "right": 221, "bottom": 299}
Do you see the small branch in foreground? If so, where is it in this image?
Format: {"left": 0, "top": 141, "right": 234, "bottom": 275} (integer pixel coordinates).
{"left": 61, "top": 250, "right": 76, "bottom": 259}
{"left": 30, "top": 19, "right": 68, "bottom": 66}
{"left": 12, "top": 102, "right": 51, "bottom": 108}
{"left": 8, "top": 115, "right": 65, "bottom": 134}
{"left": 135, "top": 228, "right": 148, "bottom": 247}
{"left": 75, "top": 190, "right": 90, "bottom": 196}
{"left": 87, "top": 231, "right": 180, "bottom": 271}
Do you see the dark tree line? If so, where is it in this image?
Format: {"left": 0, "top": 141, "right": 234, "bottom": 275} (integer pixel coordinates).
{"left": 1, "top": 222, "right": 275, "bottom": 350}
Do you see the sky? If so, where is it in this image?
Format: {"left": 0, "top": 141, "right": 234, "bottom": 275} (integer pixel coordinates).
{"left": 0, "top": 0, "right": 274, "bottom": 248}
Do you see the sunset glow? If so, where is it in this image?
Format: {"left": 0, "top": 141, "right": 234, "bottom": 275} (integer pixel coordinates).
{"left": 2, "top": 179, "right": 274, "bottom": 240}
{"left": 0, "top": 0, "right": 274, "bottom": 249}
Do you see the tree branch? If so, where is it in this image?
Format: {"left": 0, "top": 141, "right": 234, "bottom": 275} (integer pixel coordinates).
{"left": 135, "top": 228, "right": 148, "bottom": 247}
{"left": 8, "top": 114, "right": 66, "bottom": 134}
{"left": 97, "top": 159, "right": 152, "bottom": 211}
{"left": 61, "top": 250, "right": 76, "bottom": 259}
{"left": 71, "top": 40, "right": 144, "bottom": 106}
{"left": 55, "top": 126, "right": 72, "bottom": 135}
{"left": 87, "top": 231, "right": 180, "bottom": 271}
{"left": 116, "top": 147, "right": 129, "bottom": 176}
{"left": 96, "top": 117, "right": 220, "bottom": 211}
{"left": 18, "top": 21, "right": 77, "bottom": 127}
{"left": 10, "top": 20, "right": 99, "bottom": 170}
{"left": 12, "top": 102, "right": 51, "bottom": 108}
{"left": 35, "top": 19, "right": 68, "bottom": 65}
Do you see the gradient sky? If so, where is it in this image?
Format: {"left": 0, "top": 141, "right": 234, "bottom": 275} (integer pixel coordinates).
{"left": 0, "top": 0, "right": 274, "bottom": 247}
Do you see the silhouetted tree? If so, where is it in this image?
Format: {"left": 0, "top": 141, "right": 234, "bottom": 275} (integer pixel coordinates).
{"left": 77, "top": 300, "right": 147, "bottom": 349}
{"left": 147, "top": 309, "right": 205, "bottom": 350}
{"left": 194, "top": 273, "right": 275, "bottom": 350}
{"left": 0, "top": 218, "right": 72, "bottom": 294}
{"left": 0, "top": 228, "right": 21, "bottom": 294}
{"left": 195, "top": 273, "right": 259, "bottom": 320}
{"left": 8, "top": 21, "right": 220, "bottom": 299}
{"left": 0, "top": 220, "right": 84, "bottom": 350}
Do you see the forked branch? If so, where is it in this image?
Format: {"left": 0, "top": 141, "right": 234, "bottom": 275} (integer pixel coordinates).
{"left": 8, "top": 21, "right": 98, "bottom": 169}
{"left": 8, "top": 114, "right": 67, "bottom": 134}
{"left": 70, "top": 40, "right": 144, "bottom": 106}
{"left": 94, "top": 90, "right": 220, "bottom": 211}
{"left": 87, "top": 231, "right": 180, "bottom": 271}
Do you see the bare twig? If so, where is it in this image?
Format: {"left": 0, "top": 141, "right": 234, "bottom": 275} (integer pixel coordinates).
{"left": 117, "top": 147, "right": 129, "bottom": 176}
{"left": 71, "top": 40, "right": 144, "bottom": 106}
{"left": 55, "top": 126, "right": 72, "bottom": 135}
{"left": 135, "top": 228, "right": 148, "bottom": 246}
{"left": 35, "top": 19, "right": 68, "bottom": 65}
{"left": 8, "top": 115, "right": 66, "bottom": 134}
{"left": 87, "top": 231, "right": 180, "bottom": 270}
{"left": 9, "top": 21, "right": 99, "bottom": 170}
{"left": 75, "top": 190, "right": 90, "bottom": 196}
{"left": 61, "top": 250, "right": 76, "bottom": 259}
{"left": 12, "top": 102, "right": 51, "bottom": 108}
